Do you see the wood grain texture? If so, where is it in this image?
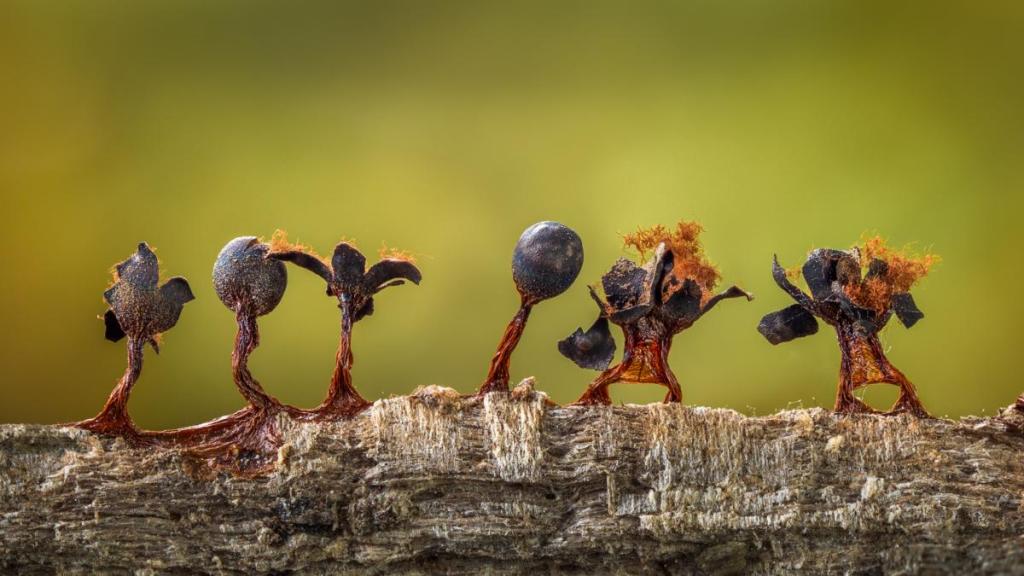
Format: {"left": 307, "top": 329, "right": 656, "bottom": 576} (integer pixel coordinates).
{"left": 2, "top": 382, "right": 1023, "bottom": 575}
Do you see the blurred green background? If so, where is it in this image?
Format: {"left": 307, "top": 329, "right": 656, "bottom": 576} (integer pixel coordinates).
{"left": 1, "top": 1, "right": 1021, "bottom": 428}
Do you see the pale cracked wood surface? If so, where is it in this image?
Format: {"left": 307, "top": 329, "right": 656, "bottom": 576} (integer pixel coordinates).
{"left": 1, "top": 382, "right": 1023, "bottom": 575}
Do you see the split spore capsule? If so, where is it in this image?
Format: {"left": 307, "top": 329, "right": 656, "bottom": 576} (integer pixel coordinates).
{"left": 559, "top": 221, "right": 751, "bottom": 405}
{"left": 77, "top": 242, "right": 194, "bottom": 439}
{"left": 758, "top": 236, "right": 936, "bottom": 417}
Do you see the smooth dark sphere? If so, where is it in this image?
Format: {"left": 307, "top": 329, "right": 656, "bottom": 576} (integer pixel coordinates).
{"left": 512, "top": 221, "right": 583, "bottom": 302}
{"left": 213, "top": 236, "right": 287, "bottom": 316}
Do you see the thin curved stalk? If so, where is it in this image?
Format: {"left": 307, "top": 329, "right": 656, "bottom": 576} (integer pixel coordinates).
{"left": 76, "top": 336, "right": 145, "bottom": 437}
{"left": 479, "top": 302, "right": 533, "bottom": 394}
{"left": 315, "top": 297, "right": 369, "bottom": 417}
{"left": 233, "top": 311, "right": 277, "bottom": 410}
{"left": 659, "top": 339, "right": 682, "bottom": 403}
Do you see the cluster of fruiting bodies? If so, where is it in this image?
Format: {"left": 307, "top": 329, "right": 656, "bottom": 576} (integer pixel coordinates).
{"left": 76, "top": 221, "right": 941, "bottom": 471}
{"left": 77, "top": 233, "right": 422, "bottom": 471}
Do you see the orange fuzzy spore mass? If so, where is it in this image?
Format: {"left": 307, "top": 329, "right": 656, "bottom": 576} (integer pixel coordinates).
{"left": 623, "top": 221, "right": 721, "bottom": 293}
{"left": 845, "top": 236, "right": 937, "bottom": 312}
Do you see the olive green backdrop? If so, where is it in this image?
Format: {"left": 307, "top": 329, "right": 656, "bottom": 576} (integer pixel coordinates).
{"left": 1, "top": 1, "right": 1021, "bottom": 428}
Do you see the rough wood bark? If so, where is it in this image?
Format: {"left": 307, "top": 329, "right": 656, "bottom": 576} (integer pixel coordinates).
{"left": 2, "top": 382, "right": 1022, "bottom": 575}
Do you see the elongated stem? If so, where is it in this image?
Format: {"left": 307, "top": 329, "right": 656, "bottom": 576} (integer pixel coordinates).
{"left": 233, "top": 311, "right": 277, "bottom": 410}
{"left": 77, "top": 336, "right": 145, "bottom": 435}
{"left": 479, "top": 302, "right": 533, "bottom": 394}
{"left": 835, "top": 324, "right": 880, "bottom": 414}
{"left": 659, "top": 339, "right": 682, "bottom": 403}
{"left": 317, "top": 296, "right": 368, "bottom": 417}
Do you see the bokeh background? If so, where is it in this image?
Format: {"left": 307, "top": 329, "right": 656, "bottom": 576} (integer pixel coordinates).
{"left": 1, "top": 1, "right": 1021, "bottom": 428}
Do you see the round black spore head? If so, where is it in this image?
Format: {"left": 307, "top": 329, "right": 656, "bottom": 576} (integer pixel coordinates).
{"left": 213, "top": 236, "right": 287, "bottom": 317}
{"left": 512, "top": 221, "right": 583, "bottom": 303}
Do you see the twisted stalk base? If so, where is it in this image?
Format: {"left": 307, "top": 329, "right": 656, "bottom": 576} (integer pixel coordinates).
{"left": 301, "top": 298, "right": 370, "bottom": 420}
{"left": 478, "top": 302, "right": 533, "bottom": 395}
{"left": 834, "top": 323, "right": 929, "bottom": 418}
{"left": 74, "top": 337, "right": 145, "bottom": 440}
{"left": 575, "top": 328, "right": 681, "bottom": 406}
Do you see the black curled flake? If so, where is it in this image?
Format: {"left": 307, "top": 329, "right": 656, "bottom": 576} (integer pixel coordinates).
{"left": 758, "top": 304, "right": 819, "bottom": 345}
{"left": 331, "top": 243, "right": 367, "bottom": 292}
{"left": 600, "top": 258, "right": 652, "bottom": 323}
{"left": 558, "top": 316, "right": 616, "bottom": 370}
{"left": 771, "top": 256, "right": 815, "bottom": 310}
{"left": 801, "top": 248, "right": 860, "bottom": 301}
{"left": 269, "top": 250, "right": 332, "bottom": 284}
{"left": 891, "top": 292, "right": 924, "bottom": 328}
{"left": 597, "top": 243, "right": 671, "bottom": 325}
{"left": 661, "top": 278, "right": 702, "bottom": 324}
{"left": 103, "top": 309, "right": 125, "bottom": 342}
{"left": 364, "top": 259, "right": 422, "bottom": 293}
{"left": 702, "top": 285, "right": 754, "bottom": 316}
{"left": 161, "top": 278, "right": 196, "bottom": 306}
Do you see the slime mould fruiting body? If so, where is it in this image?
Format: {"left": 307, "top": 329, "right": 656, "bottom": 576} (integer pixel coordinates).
{"left": 77, "top": 243, "right": 194, "bottom": 437}
{"left": 758, "top": 239, "right": 934, "bottom": 417}
{"left": 213, "top": 236, "right": 288, "bottom": 411}
{"left": 268, "top": 232, "right": 422, "bottom": 418}
{"left": 559, "top": 222, "right": 752, "bottom": 405}
{"left": 479, "top": 221, "right": 584, "bottom": 395}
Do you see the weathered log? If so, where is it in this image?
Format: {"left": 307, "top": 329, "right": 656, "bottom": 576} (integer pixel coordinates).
{"left": 1, "top": 381, "right": 1022, "bottom": 575}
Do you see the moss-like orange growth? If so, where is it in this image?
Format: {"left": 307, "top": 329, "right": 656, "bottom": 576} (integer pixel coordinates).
{"left": 269, "top": 230, "right": 327, "bottom": 262}
{"left": 623, "top": 221, "right": 721, "bottom": 293}
{"left": 846, "top": 235, "right": 938, "bottom": 312}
